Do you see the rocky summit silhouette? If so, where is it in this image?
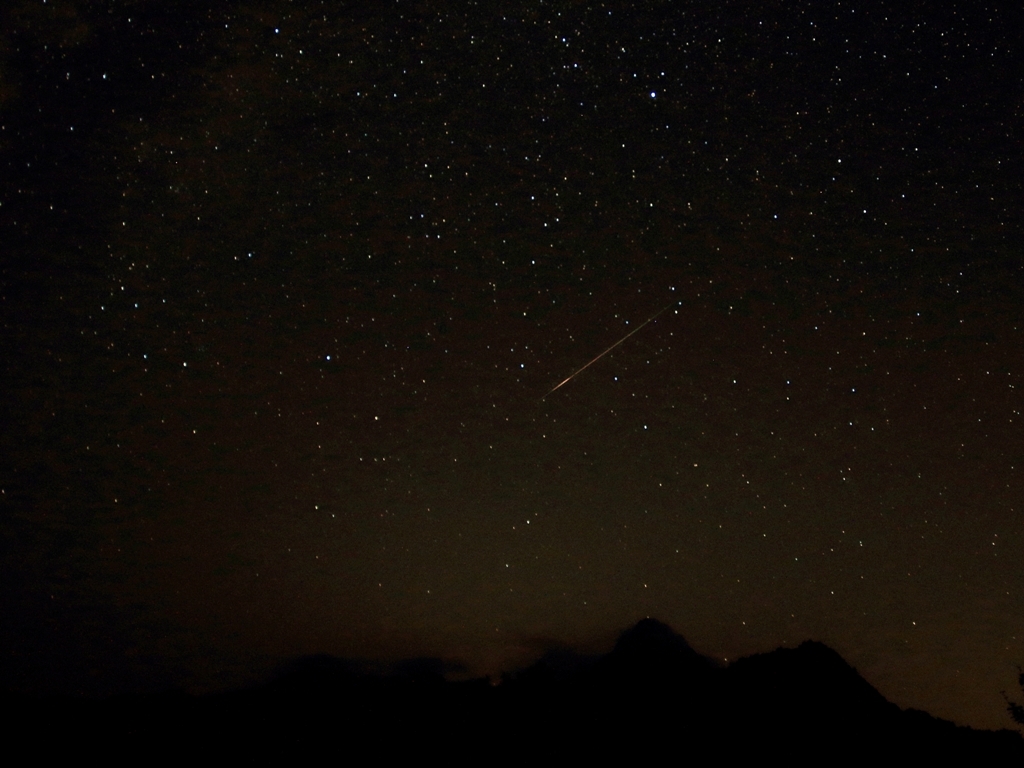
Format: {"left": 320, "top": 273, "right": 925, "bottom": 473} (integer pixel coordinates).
{"left": 605, "top": 617, "right": 719, "bottom": 679}
{"left": 722, "top": 640, "right": 900, "bottom": 732}
{"left": 504, "top": 621, "right": 1022, "bottom": 761}
{"left": 5, "top": 619, "right": 1022, "bottom": 762}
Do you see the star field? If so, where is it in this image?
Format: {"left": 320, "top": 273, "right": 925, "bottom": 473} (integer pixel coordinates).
{"left": 1, "top": 0, "right": 1022, "bottom": 730}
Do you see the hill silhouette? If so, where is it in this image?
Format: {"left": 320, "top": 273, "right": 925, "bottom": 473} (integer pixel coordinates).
{"left": 4, "top": 619, "right": 1022, "bottom": 761}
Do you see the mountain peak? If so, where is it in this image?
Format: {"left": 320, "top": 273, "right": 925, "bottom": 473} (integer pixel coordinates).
{"left": 613, "top": 618, "right": 700, "bottom": 658}
{"left": 599, "top": 618, "right": 717, "bottom": 686}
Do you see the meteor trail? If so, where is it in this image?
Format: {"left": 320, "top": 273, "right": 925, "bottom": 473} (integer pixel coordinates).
{"left": 543, "top": 302, "right": 677, "bottom": 398}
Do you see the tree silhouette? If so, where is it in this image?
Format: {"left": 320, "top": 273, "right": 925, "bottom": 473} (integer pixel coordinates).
{"left": 1004, "top": 666, "right": 1024, "bottom": 728}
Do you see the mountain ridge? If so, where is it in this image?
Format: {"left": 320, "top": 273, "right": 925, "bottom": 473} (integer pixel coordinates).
{"left": 5, "top": 618, "right": 1021, "bottom": 761}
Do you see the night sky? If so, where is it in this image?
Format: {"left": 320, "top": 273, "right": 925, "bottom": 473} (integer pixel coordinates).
{"left": 2, "top": 0, "right": 1022, "bottom": 731}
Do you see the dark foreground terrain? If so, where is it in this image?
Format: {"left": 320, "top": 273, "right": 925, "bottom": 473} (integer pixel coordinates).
{"left": 5, "top": 620, "right": 1022, "bottom": 762}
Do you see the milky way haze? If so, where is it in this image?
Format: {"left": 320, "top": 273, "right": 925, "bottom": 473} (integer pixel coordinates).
{"left": 1, "top": 0, "right": 1022, "bottom": 730}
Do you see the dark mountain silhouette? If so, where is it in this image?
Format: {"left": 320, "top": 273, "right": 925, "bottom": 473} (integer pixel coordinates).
{"left": 605, "top": 617, "right": 719, "bottom": 678}
{"left": 513, "top": 618, "right": 715, "bottom": 693}
{"left": 5, "top": 619, "right": 1022, "bottom": 761}
{"left": 1005, "top": 666, "right": 1024, "bottom": 726}
{"left": 722, "top": 640, "right": 900, "bottom": 727}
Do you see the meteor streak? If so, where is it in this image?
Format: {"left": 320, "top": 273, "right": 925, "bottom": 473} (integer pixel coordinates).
{"left": 543, "top": 302, "right": 677, "bottom": 398}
